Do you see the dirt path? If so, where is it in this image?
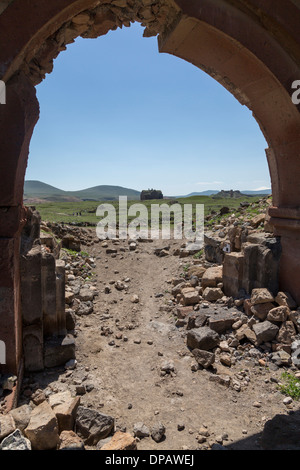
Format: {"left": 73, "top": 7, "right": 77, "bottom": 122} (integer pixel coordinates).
{"left": 67, "top": 236, "right": 289, "bottom": 450}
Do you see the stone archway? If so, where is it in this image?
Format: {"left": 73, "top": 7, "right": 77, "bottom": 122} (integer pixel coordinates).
{"left": 0, "top": 0, "right": 299, "bottom": 377}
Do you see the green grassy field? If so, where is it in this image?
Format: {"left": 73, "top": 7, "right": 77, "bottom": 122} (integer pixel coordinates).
{"left": 29, "top": 194, "right": 264, "bottom": 227}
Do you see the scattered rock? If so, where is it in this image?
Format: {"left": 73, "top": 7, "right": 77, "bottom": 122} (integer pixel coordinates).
{"left": 0, "top": 429, "right": 31, "bottom": 450}
{"left": 187, "top": 327, "right": 220, "bottom": 351}
{"left": 133, "top": 422, "right": 150, "bottom": 439}
{"left": 180, "top": 287, "right": 200, "bottom": 306}
{"left": 0, "top": 414, "right": 16, "bottom": 441}
{"left": 202, "top": 287, "right": 223, "bottom": 302}
{"left": 58, "top": 430, "right": 85, "bottom": 450}
{"left": 24, "top": 401, "right": 60, "bottom": 450}
{"left": 9, "top": 404, "right": 31, "bottom": 432}
{"left": 252, "top": 321, "right": 279, "bottom": 345}
{"left": 49, "top": 390, "right": 80, "bottom": 433}
{"left": 151, "top": 422, "right": 166, "bottom": 443}
{"left": 251, "top": 288, "right": 274, "bottom": 305}
{"left": 267, "top": 306, "right": 289, "bottom": 322}
{"left": 201, "top": 266, "right": 223, "bottom": 289}
{"left": 131, "top": 294, "right": 140, "bottom": 303}
{"left": 192, "top": 349, "right": 215, "bottom": 368}
{"left": 100, "top": 431, "right": 137, "bottom": 450}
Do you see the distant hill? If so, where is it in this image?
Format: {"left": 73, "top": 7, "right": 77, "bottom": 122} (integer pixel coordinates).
{"left": 213, "top": 189, "right": 248, "bottom": 199}
{"left": 176, "top": 190, "right": 219, "bottom": 197}
{"left": 24, "top": 181, "right": 271, "bottom": 203}
{"left": 66, "top": 185, "right": 140, "bottom": 201}
{"left": 176, "top": 189, "right": 271, "bottom": 198}
{"left": 241, "top": 189, "right": 272, "bottom": 195}
{"left": 24, "top": 180, "right": 141, "bottom": 202}
{"left": 24, "top": 181, "right": 67, "bottom": 197}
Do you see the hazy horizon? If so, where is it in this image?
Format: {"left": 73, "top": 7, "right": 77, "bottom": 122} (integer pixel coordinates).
{"left": 24, "top": 179, "right": 271, "bottom": 197}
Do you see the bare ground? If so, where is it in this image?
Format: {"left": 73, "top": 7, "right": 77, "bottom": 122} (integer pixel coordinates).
{"left": 23, "top": 235, "right": 296, "bottom": 450}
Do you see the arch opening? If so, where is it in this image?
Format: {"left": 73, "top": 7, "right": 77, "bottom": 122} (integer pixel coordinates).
{"left": 26, "top": 22, "right": 270, "bottom": 200}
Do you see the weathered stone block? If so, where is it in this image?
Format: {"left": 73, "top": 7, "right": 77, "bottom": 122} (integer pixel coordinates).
{"left": 202, "top": 287, "right": 223, "bottom": 302}
{"left": 276, "top": 321, "right": 297, "bottom": 345}
{"left": 275, "top": 291, "right": 297, "bottom": 310}
{"left": 252, "top": 321, "right": 279, "bottom": 345}
{"left": 25, "top": 401, "right": 60, "bottom": 450}
{"left": 201, "top": 266, "right": 223, "bottom": 289}
{"left": 242, "top": 238, "right": 281, "bottom": 294}
{"left": 251, "top": 288, "right": 274, "bottom": 305}
{"left": 42, "top": 252, "right": 57, "bottom": 336}
{"left": 44, "top": 334, "right": 75, "bottom": 368}
{"left": 20, "top": 244, "right": 42, "bottom": 325}
{"left": 192, "top": 348, "right": 215, "bottom": 368}
{"left": 23, "top": 324, "right": 43, "bottom": 371}
{"left": 208, "top": 311, "right": 237, "bottom": 334}
{"left": 100, "top": 431, "right": 137, "bottom": 450}
{"left": 58, "top": 430, "right": 85, "bottom": 450}
{"left": 251, "top": 302, "right": 275, "bottom": 320}
{"left": 0, "top": 429, "right": 31, "bottom": 450}
{"left": 180, "top": 287, "right": 199, "bottom": 306}
{"left": 75, "top": 406, "right": 114, "bottom": 445}
{"left": 187, "top": 312, "right": 208, "bottom": 330}
{"left": 49, "top": 390, "right": 80, "bottom": 433}
{"left": 267, "top": 306, "right": 289, "bottom": 322}
{"left": 204, "top": 232, "right": 224, "bottom": 264}
{"left": 9, "top": 404, "right": 31, "bottom": 432}
{"left": 56, "top": 259, "right": 66, "bottom": 336}
{"left": 176, "top": 306, "right": 194, "bottom": 319}
{"left": 0, "top": 414, "right": 16, "bottom": 441}
{"left": 187, "top": 327, "right": 219, "bottom": 351}
{"left": 223, "top": 252, "right": 244, "bottom": 298}
{"left": 187, "top": 265, "right": 206, "bottom": 279}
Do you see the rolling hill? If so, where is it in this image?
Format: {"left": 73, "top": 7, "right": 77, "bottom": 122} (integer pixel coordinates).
{"left": 24, "top": 180, "right": 141, "bottom": 202}
{"left": 24, "top": 180, "right": 271, "bottom": 204}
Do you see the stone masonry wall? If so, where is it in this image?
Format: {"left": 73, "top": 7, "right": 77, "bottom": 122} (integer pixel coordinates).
{"left": 20, "top": 207, "right": 73, "bottom": 372}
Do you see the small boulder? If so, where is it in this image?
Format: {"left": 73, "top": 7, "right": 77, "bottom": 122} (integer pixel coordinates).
{"left": 24, "top": 401, "right": 60, "bottom": 450}
{"left": 75, "top": 406, "right": 114, "bottom": 445}
{"left": 192, "top": 349, "right": 215, "bottom": 368}
{"left": 9, "top": 404, "right": 31, "bottom": 432}
{"left": 201, "top": 266, "right": 223, "bottom": 289}
{"left": 252, "top": 320, "right": 279, "bottom": 345}
{"left": 208, "top": 311, "right": 237, "bottom": 334}
{"left": 275, "top": 292, "right": 297, "bottom": 310}
{"left": 203, "top": 287, "right": 223, "bottom": 302}
{"left": 251, "top": 288, "right": 274, "bottom": 305}
{"left": 100, "top": 431, "right": 137, "bottom": 450}
{"left": 276, "top": 321, "right": 297, "bottom": 345}
{"left": 151, "top": 422, "right": 166, "bottom": 443}
{"left": 0, "top": 429, "right": 31, "bottom": 450}
{"left": 49, "top": 390, "right": 80, "bottom": 433}
{"left": 0, "top": 414, "right": 16, "bottom": 441}
{"left": 187, "top": 327, "right": 219, "bottom": 351}
{"left": 251, "top": 303, "right": 274, "bottom": 321}
{"left": 267, "top": 306, "right": 289, "bottom": 322}
{"left": 187, "top": 266, "right": 206, "bottom": 279}
{"left": 58, "top": 430, "right": 85, "bottom": 450}
{"left": 133, "top": 422, "right": 150, "bottom": 439}
{"left": 180, "top": 287, "right": 200, "bottom": 306}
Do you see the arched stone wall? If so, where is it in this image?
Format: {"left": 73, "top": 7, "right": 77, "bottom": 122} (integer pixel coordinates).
{"left": 0, "top": 0, "right": 299, "bottom": 375}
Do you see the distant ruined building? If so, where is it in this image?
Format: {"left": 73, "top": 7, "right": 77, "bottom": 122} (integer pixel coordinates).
{"left": 140, "top": 189, "right": 163, "bottom": 201}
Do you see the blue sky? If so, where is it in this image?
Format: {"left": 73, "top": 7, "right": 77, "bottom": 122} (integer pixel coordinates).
{"left": 27, "top": 21, "right": 271, "bottom": 196}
